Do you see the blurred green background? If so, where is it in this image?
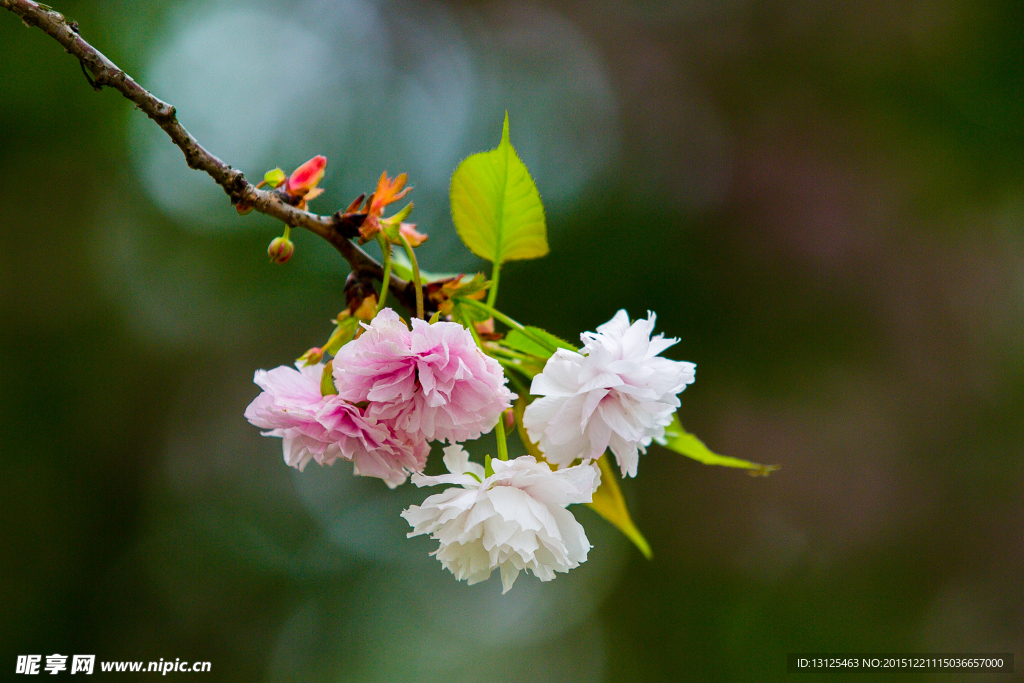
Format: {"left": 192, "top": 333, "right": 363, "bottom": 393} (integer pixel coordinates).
{"left": 1, "top": 0, "right": 1022, "bottom": 680}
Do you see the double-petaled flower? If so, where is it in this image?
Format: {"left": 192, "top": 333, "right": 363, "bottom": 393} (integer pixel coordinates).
{"left": 523, "top": 310, "right": 695, "bottom": 477}
{"left": 332, "top": 309, "right": 515, "bottom": 443}
{"left": 243, "top": 362, "right": 428, "bottom": 488}
{"left": 401, "top": 446, "right": 599, "bottom": 592}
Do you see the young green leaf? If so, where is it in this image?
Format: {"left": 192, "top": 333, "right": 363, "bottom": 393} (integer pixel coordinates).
{"left": 659, "top": 415, "right": 780, "bottom": 476}
{"left": 388, "top": 250, "right": 461, "bottom": 283}
{"left": 588, "top": 455, "right": 652, "bottom": 559}
{"left": 501, "top": 327, "right": 578, "bottom": 359}
{"left": 450, "top": 113, "right": 548, "bottom": 264}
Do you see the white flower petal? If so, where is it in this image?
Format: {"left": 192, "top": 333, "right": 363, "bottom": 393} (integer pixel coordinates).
{"left": 402, "top": 455, "right": 597, "bottom": 592}
{"left": 523, "top": 310, "right": 695, "bottom": 477}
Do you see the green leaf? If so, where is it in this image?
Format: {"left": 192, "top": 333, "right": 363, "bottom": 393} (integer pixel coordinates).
{"left": 502, "top": 327, "right": 578, "bottom": 358}
{"left": 659, "top": 415, "right": 780, "bottom": 476}
{"left": 382, "top": 221, "right": 401, "bottom": 242}
{"left": 386, "top": 202, "right": 414, "bottom": 225}
{"left": 452, "top": 298, "right": 491, "bottom": 324}
{"left": 320, "top": 361, "right": 338, "bottom": 396}
{"left": 450, "top": 113, "right": 548, "bottom": 264}
{"left": 389, "top": 251, "right": 460, "bottom": 283}
{"left": 588, "top": 455, "right": 652, "bottom": 559}
{"left": 322, "top": 315, "right": 360, "bottom": 356}
{"left": 493, "top": 326, "right": 577, "bottom": 380}
{"left": 443, "top": 273, "right": 490, "bottom": 299}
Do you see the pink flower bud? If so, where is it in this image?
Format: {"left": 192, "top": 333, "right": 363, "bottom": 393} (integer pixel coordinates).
{"left": 268, "top": 236, "right": 295, "bottom": 264}
{"left": 287, "top": 155, "right": 327, "bottom": 197}
{"left": 298, "top": 347, "right": 324, "bottom": 365}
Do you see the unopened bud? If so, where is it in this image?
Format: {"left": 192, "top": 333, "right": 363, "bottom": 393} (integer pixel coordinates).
{"left": 474, "top": 317, "right": 495, "bottom": 335}
{"left": 268, "top": 236, "right": 294, "bottom": 264}
{"left": 503, "top": 408, "right": 515, "bottom": 431}
{"left": 264, "top": 167, "right": 286, "bottom": 188}
{"left": 287, "top": 155, "right": 327, "bottom": 197}
{"left": 298, "top": 346, "right": 324, "bottom": 365}
{"left": 235, "top": 201, "right": 254, "bottom": 215}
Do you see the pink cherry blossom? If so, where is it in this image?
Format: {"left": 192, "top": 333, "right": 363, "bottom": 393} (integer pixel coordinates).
{"left": 243, "top": 362, "right": 428, "bottom": 487}
{"left": 333, "top": 309, "right": 515, "bottom": 443}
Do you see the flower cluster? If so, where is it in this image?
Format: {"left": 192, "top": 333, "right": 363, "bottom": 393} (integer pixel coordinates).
{"left": 241, "top": 139, "right": 714, "bottom": 593}
{"left": 244, "top": 309, "right": 513, "bottom": 488}
{"left": 523, "top": 310, "right": 695, "bottom": 477}
{"left": 245, "top": 305, "right": 696, "bottom": 590}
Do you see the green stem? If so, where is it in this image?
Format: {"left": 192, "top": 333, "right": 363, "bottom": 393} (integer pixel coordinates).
{"left": 494, "top": 414, "right": 509, "bottom": 461}
{"left": 486, "top": 261, "right": 501, "bottom": 308}
{"left": 466, "top": 315, "right": 484, "bottom": 347}
{"left": 484, "top": 345, "right": 538, "bottom": 362}
{"left": 399, "top": 234, "right": 424, "bottom": 319}
{"left": 458, "top": 298, "right": 558, "bottom": 354}
{"left": 464, "top": 308, "right": 510, "bottom": 461}
{"left": 375, "top": 234, "right": 392, "bottom": 313}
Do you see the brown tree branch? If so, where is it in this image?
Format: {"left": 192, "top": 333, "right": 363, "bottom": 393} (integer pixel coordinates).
{"left": 1, "top": 0, "right": 429, "bottom": 313}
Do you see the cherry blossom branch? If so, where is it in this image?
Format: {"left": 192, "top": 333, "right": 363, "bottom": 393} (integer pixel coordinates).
{"left": 0, "top": 0, "right": 430, "bottom": 314}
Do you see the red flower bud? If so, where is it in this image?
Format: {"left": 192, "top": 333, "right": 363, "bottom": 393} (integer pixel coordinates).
{"left": 287, "top": 155, "right": 327, "bottom": 197}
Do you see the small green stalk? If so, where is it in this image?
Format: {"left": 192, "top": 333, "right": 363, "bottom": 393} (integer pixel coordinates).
{"left": 458, "top": 298, "right": 558, "bottom": 354}
{"left": 399, "top": 233, "right": 424, "bottom": 320}
{"left": 376, "top": 234, "right": 392, "bottom": 313}
{"left": 485, "top": 345, "right": 538, "bottom": 362}
{"left": 494, "top": 418, "right": 508, "bottom": 461}
{"left": 486, "top": 261, "right": 501, "bottom": 308}
{"left": 466, "top": 315, "right": 485, "bottom": 347}
{"left": 463, "top": 306, "right": 510, "bottom": 462}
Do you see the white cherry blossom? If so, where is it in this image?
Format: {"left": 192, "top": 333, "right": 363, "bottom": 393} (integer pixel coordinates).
{"left": 522, "top": 310, "right": 695, "bottom": 477}
{"left": 401, "top": 446, "right": 599, "bottom": 593}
